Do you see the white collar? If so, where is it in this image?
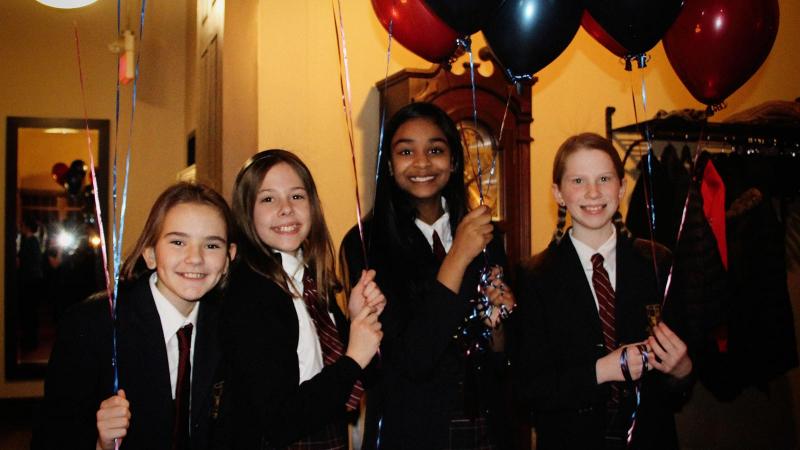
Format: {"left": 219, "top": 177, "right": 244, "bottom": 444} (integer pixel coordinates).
{"left": 570, "top": 227, "right": 617, "bottom": 270}
{"left": 414, "top": 197, "right": 452, "bottom": 248}
{"left": 150, "top": 272, "right": 199, "bottom": 342}
{"left": 276, "top": 249, "right": 305, "bottom": 296}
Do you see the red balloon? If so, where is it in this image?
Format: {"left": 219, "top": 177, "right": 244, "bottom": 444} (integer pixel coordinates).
{"left": 372, "top": 0, "right": 459, "bottom": 63}
{"left": 51, "top": 162, "right": 69, "bottom": 186}
{"left": 581, "top": 11, "right": 628, "bottom": 58}
{"left": 663, "top": 0, "right": 779, "bottom": 106}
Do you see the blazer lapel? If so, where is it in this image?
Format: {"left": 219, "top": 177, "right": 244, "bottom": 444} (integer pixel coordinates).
{"left": 191, "top": 297, "right": 220, "bottom": 423}
{"left": 555, "top": 238, "right": 604, "bottom": 346}
{"left": 120, "top": 279, "right": 173, "bottom": 406}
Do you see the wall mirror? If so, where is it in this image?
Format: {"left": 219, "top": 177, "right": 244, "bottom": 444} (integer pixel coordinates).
{"left": 5, "top": 116, "right": 108, "bottom": 379}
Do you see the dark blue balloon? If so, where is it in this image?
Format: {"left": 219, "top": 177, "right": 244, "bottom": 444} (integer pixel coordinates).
{"left": 586, "top": 0, "right": 684, "bottom": 57}
{"left": 424, "top": 0, "right": 505, "bottom": 35}
{"left": 484, "top": 0, "right": 584, "bottom": 82}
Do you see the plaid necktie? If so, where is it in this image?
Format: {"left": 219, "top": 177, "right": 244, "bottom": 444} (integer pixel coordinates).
{"left": 302, "top": 270, "right": 364, "bottom": 411}
{"left": 173, "top": 324, "right": 192, "bottom": 450}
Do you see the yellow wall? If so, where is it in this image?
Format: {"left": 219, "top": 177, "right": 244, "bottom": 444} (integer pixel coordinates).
{"left": 0, "top": 0, "right": 188, "bottom": 397}
{"left": 0, "top": 0, "right": 796, "bottom": 401}
{"left": 258, "top": 0, "right": 799, "bottom": 253}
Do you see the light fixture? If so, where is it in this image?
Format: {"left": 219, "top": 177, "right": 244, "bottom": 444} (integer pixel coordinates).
{"left": 35, "top": 0, "right": 99, "bottom": 9}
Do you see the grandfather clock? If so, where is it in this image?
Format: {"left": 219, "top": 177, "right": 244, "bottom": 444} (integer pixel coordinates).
{"left": 377, "top": 48, "right": 533, "bottom": 270}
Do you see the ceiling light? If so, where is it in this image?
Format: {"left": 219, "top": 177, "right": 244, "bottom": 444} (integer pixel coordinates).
{"left": 35, "top": 0, "right": 99, "bottom": 9}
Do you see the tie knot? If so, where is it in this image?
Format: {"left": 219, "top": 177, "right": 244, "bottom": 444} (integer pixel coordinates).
{"left": 177, "top": 324, "right": 193, "bottom": 346}
{"left": 591, "top": 253, "right": 604, "bottom": 269}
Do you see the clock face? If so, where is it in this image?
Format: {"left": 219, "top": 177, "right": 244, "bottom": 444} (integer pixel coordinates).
{"left": 458, "top": 120, "right": 503, "bottom": 221}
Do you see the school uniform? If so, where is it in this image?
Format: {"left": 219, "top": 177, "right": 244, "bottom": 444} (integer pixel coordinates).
{"left": 217, "top": 253, "right": 361, "bottom": 449}
{"left": 514, "top": 229, "right": 691, "bottom": 450}
{"left": 34, "top": 273, "right": 221, "bottom": 450}
{"left": 341, "top": 211, "right": 512, "bottom": 450}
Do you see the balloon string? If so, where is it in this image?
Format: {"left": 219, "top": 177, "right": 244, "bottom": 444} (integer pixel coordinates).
{"left": 639, "top": 71, "right": 663, "bottom": 294}
{"left": 113, "top": 0, "right": 145, "bottom": 306}
{"left": 73, "top": 23, "right": 113, "bottom": 332}
{"left": 74, "top": 23, "right": 120, "bottom": 450}
{"left": 371, "top": 13, "right": 394, "bottom": 450}
{"left": 629, "top": 70, "right": 662, "bottom": 294}
{"left": 111, "top": 0, "right": 121, "bottom": 300}
{"left": 332, "top": 0, "right": 368, "bottom": 268}
{"left": 465, "top": 41, "right": 485, "bottom": 206}
{"left": 369, "top": 17, "right": 393, "bottom": 267}
{"left": 484, "top": 89, "right": 512, "bottom": 207}
{"left": 662, "top": 126, "right": 708, "bottom": 308}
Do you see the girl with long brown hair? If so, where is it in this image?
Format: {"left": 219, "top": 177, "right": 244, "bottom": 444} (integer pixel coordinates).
{"left": 218, "top": 149, "right": 385, "bottom": 449}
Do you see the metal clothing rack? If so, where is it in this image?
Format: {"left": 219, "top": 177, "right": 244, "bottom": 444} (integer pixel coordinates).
{"left": 605, "top": 106, "right": 800, "bottom": 168}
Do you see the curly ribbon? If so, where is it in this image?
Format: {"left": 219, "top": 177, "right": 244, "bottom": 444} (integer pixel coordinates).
{"left": 452, "top": 54, "right": 515, "bottom": 351}
{"left": 619, "top": 344, "right": 650, "bottom": 445}
{"left": 332, "top": 0, "right": 367, "bottom": 268}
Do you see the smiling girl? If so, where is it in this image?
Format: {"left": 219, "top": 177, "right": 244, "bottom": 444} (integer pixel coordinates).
{"left": 341, "top": 102, "right": 516, "bottom": 449}
{"left": 515, "top": 133, "right": 693, "bottom": 449}
{"left": 36, "top": 182, "right": 237, "bottom": 450}
{"left": 218, "top": 149, "right": 385, "bottom": 449}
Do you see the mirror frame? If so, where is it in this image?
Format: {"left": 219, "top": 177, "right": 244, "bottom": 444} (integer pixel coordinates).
{"left": 5, "top": 116, "right": 109, "bottom": 379}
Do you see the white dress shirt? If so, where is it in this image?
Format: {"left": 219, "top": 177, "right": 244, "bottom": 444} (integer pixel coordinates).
{"left": 150, "top": 272, "right": 199, "bottom": 399}
{"left": 414, "top": 198, "right": 453, "bottom": 253}
{"left": 569, "top": 228, "right": 617, "bottom": 311}
{"left": 278, "top": 250, "right": 326, "bottom": 384}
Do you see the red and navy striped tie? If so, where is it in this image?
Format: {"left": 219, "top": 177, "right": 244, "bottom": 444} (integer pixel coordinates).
{"left": 303, "top": 271, "right": 364, "bottom": 411}
{"left": 592, "top": 253, "right": 621, "bottom": 404}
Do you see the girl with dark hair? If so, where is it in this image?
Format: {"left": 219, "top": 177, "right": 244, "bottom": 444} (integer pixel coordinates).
{"left": 219, "top": 149, "right": 385, "bottom": 449}
{"left": 36, "top": 182, "right": 237, "bottom": 450}
{"left": 515, "top": 133, "right": 693, "bottom": 449}
{"left": 340, "top": 102, "right": 516, "bottom": 449}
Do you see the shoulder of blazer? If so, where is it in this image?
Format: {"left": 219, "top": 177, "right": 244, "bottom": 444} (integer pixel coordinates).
{"left": 227, "top": 260, "right": 283, "bottom": 291}
{"left": 66, "top": 275, "right": 152, "bottom": 323}
{"left": 224, "top": 261, "right": 292, "bottom": 309}
{"left": 627, "top": 235, "right": 673, "bottom": 269}
{"left": 518, "top": 240, "right": 565, "bottom": 278}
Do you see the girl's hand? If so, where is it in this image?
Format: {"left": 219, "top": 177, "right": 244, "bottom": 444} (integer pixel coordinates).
{"left": 347, "top": 270, "right": 386, "bottom": 318}
{"left": 345, "top": 306, "right": 383, "bottom": 369}
{"left": 595, "top": 343, "right": 650, "bottom": 384}
{"left": 447, "top": 206, "right": 493, "bottom": 268}
{"left": 438, "top": 206, "right": 493, "bottom": 293}
{"left": 484, "top": 267, "right": 515, "bottom": 318}
{"left": 95, "top": 389, "right": 130, "bottom": 450}
{"left": 647, "top": 322, "right": 692, "bottom": 379}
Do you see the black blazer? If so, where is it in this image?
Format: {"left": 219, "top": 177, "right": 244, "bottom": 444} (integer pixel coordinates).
{"left": 514, "top": 232, "right": 689, "bottom": 450}
{"left": 341, "top": 219, "right": 511, "bottom": 450}
{"left": 216, "top": 261, "right": 361, "bottom": 449}
{"left": 33, "top": 275, "right": 221, "bottom": 450}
